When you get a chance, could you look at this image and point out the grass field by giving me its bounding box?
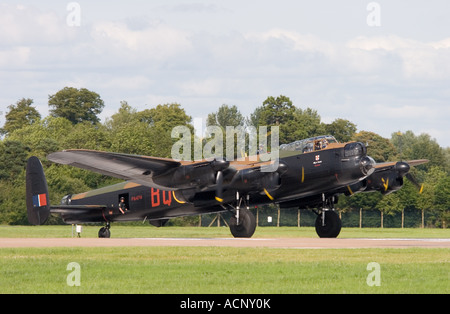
[0,226,449,294]
[1,224,449,239]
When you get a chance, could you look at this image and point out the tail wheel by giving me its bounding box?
[315,210,342,238]
[229,208,256,238]
[98,226,111,238]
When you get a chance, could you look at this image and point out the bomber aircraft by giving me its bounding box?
[26,135,427,238]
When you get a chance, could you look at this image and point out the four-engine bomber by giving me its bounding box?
[26,135,427,238]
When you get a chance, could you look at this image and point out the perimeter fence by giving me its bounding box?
[199,205,443,228]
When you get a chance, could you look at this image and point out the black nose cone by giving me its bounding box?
[395,161,410,176]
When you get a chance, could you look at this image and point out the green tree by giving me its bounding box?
[206,104,246,159]
[2,98,41,135]
[434,175,450,228]
[110,121,155,155]
[48,87,104,125]
[104,101,139,131]
[139,103,192,128]
[207,104,245,129]
[444,147,450,173]
[325,118,357,142]
[353,131,398,162]
[391,131,446,171]
[0,181,28,225]
[62,122,111,150]
[0,140,30,180]
[6,117,72,162]
[395,179,419,211]
[293,107,325,140]
[416,167,446,227]
[256,95,296,127]
[139,103,193,158]
[249,95,324,144]
[376,193,402,228]
[338,191,383,213]
[108,103,193,158]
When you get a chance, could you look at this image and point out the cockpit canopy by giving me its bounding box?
[280,135,338,153]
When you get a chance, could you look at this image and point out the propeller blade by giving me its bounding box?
[405,173,424,194]
[215,171,224,202]
[262,172,280,200]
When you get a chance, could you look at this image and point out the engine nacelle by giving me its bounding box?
[366,172,404,195]
[156,159,230,189]
[229,162,287,194]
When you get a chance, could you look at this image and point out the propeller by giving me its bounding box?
[396,161,424,194]
[262,172,280,200]
[360,156,376,176]
[261,162,288,200]
[211,158,229,203]
[215,170,224,202]
[405,173,424,194]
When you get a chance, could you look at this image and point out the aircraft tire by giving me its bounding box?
[98,227,111,238]
[315,210,342,238]
[229,208,256,238]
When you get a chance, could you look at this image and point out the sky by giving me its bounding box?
[1,0,450,147]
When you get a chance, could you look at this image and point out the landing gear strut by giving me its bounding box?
[98,222,111,238]
[314,194,342,238]
[229,192,256,238]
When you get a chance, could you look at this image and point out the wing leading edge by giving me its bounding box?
[47,149,273,191]
[48,150,183,190]
[373,159,429,172]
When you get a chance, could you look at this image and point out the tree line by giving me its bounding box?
[0,88,448,227]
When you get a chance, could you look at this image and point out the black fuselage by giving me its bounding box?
[61,142,372,224]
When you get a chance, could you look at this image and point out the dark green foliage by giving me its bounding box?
[1,98,41,135]
[48,87,105,125]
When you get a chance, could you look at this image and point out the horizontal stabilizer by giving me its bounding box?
[50,205,107,215]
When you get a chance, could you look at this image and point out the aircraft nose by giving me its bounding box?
[360,156,376,176]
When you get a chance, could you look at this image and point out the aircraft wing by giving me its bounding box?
[48,149,186,189]
[374,159,429,172]
[47,149,273,191]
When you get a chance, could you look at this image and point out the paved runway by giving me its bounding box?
[1,237,449,249]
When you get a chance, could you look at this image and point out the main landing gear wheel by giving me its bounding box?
[315,210,342,238]
[229,208,256,238]
[98,223,111,238]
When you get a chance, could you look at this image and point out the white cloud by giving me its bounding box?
[1,2,449,148]
[0,4,76,45]
[372,104,441,120]
[179,78,221,97]
[0,46,31,68]
[90,21,192,63]
[347,35,450,80]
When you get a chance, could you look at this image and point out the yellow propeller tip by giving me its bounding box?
[263,188,274,201]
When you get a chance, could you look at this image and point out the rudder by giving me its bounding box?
[26,156,50,225]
